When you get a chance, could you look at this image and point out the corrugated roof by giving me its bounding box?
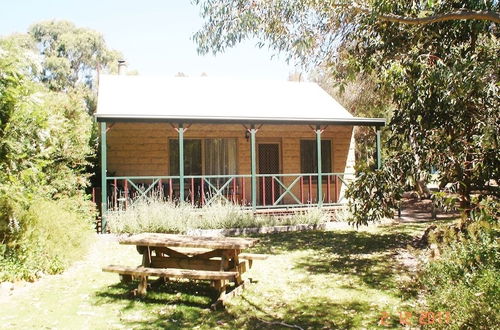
[95,75,385,126]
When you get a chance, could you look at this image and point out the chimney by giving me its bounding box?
[117,60,127,75]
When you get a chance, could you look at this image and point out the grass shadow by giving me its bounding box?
[94,280,216,309]
[249,230,415,289]
[248,230,413,255]
[239,294,400,329]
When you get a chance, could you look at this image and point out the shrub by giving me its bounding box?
[418,226,499,329]
[0,197,95,282]
[106,198,329,234]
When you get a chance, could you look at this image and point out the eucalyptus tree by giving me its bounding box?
[193,0,499,225]
[29,20,121,93]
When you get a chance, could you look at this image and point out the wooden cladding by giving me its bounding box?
[106,123,354,179]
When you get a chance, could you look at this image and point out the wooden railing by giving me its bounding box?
[102,173,351,211]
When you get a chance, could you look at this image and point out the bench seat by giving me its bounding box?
[102,265,238,280]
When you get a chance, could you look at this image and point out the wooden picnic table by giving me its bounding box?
[103,233,265,309]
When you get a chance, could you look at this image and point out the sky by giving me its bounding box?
[0,0,296,79]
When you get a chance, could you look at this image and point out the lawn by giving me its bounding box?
[0,221,436,329]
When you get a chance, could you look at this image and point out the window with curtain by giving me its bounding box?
[204,138,237,175]
[300,140,332,175]
[169,138,237,176]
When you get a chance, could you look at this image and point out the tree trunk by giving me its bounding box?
[416,177,431,199]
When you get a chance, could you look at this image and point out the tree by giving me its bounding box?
[29,20,121,93]
[309,68,393,166]
[0,21,118,231]
[25,20,126,189]
[193,0,499,225]
[0,32,96,280]
[194,1,498,66]
[344,1,499,218]
[0,36,93,201]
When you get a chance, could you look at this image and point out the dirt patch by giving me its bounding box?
[397,197,459,223]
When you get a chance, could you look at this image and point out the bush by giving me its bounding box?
[0,197,95,282]
[106,199,329,234]
[418,227,499,329]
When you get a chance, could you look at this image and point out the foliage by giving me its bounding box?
[427,196,499,244]
[106,198,328,234]
[419,228,499,328]
[412,196,500,328]
[0,37,93,203]
[345,164,404,226]
[0,197,95,282]
[0,25,100,281]
[193,0,499,225]
[29,20,121,93]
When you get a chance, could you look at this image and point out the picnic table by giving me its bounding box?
[103,233,267,309]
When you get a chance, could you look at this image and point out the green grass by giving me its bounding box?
[0,221,435,329]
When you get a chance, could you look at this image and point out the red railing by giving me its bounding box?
[99,173,350,211]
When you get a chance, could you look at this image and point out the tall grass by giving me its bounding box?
[106,197,329,234]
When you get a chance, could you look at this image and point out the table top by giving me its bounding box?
[119,233,259,250]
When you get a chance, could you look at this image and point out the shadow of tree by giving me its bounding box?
[249,230,412,255]
[94,280,216,309]
[241,298,370,329]
[249,230,414,289]
[93,284,398,330]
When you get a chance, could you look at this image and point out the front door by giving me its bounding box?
[258,143,280,205]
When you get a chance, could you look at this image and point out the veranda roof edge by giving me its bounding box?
[95,114,386,127]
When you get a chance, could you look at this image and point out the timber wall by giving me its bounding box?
[106,123,355,203]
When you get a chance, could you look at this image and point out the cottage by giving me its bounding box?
[95,75,385,229]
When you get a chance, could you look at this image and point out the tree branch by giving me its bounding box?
[354,7,500,25]
[378,10,499,25]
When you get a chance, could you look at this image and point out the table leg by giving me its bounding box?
[233,249,243,286]
[142,246,151,267]
[219,251,229,271]
[137,276,148,296]
[210,279,228,310]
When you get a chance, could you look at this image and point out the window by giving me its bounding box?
[169,139,202,175]
[204,138,237,175]
[300,140,332,175]
[169,138,237,175]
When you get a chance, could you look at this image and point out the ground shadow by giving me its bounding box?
[249,230,413,255]
[250,230,414,289]
[94,280,216,309]
[93,284,396,329]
